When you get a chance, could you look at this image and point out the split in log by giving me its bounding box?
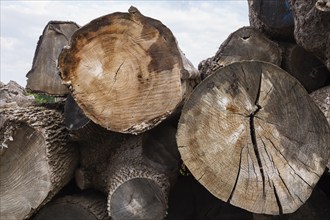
[248,0,294,41]
[0,105,78,219]
[58,6,200,134]
[280,43,330,93]
[177,61,330,215]
[289,0,330,71]
[0,80,35,107]
[253,187,330,220]
[198,27,282,79]
[26,21,80,96]
[32,190,109,220]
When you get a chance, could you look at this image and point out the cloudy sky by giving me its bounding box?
[1,0,249,87]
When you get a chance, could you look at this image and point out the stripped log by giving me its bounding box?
[289,0,330,71]
[177,61,330,215]
[58,6,199,134]
[0,105,78,219]
[198,27,281,79]
[248,0,294,41]
[280,43,330,93]
[33,191,109,220]
[26,21,80,95]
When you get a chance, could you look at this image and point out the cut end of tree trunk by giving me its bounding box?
[26,21,80,96]
[58,7,199,134]
[109,178,167,220]
[177,61,330,215]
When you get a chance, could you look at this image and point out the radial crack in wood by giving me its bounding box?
[177,61,330,215]
[58,6,199,134]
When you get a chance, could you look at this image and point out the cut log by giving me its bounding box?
[247,0,294,41]
[198,27,282,79]
[58,6,200,134]
[310,85,330,169]
[253,187,330,220]
[280,43,330,93]
[289,0,330,71]
[177,61,330,215]
[26,21,80,95]
[0,105,78,219]
[33,191,109,220]
[0,80,35,107]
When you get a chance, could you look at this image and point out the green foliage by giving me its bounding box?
[28,93,55,104]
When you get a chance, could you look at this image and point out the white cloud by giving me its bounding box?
[1,1,249,87]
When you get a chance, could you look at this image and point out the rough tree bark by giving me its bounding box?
[58,6,199,134]
[33,191,110,220]
[0,81,35,107]
[0,105,78,219]
[26,21,80,95]
[248,0,294,41]
[289,0,330,71]
[177,61,330,215]
[198,27,282,79]
[280,43,330,93]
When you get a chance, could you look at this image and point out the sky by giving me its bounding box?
[1,0,249,87]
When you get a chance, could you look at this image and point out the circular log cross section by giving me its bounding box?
[177,61,330,215]
[109,178,167,220]
[0,124,50,219]
[59,7,188,134]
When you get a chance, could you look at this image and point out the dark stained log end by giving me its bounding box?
[248,0,294,41]
[315,0,330,12]
[198,26,282,79]
[26,21,80,96]
[64,94,90,131]
[109,178,167,220]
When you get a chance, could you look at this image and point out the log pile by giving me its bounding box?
[1,2,329,220]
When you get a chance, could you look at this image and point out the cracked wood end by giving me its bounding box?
[177,61,330,215]
[58,7,199,134]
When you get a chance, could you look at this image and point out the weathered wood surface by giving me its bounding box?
[58,6,199,134]
[177,61,330,214]
[253,187,330,220]
[26,21,80,95]
[33,191,109,220]
[0,105,78,219]
[0,81,35,107]
[310,85,330,124]
[280,43,330,93]
[198,27,281,79]
[289,0,330,71]
[248,0,294,41]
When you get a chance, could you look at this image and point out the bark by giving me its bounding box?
[248,0,294,41]
[177,61,330,215]
[33,191,109,220]
[58,6,200,134]
[289,0,330,71]
[198,27,282,79]
[280,43,330,93]
[26,21,80,95]
[0,105,78,219]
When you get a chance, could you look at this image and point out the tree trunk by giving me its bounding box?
[0,105,78,219]
[58,6,200,134]
[33,191,109,220]
[289,0,330,71]
[0,80,35,107]
[26,21,80,96]
[198,27,282,79]
[177,61,330,215]
[280,43,330,93]
[247,0,294,41]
